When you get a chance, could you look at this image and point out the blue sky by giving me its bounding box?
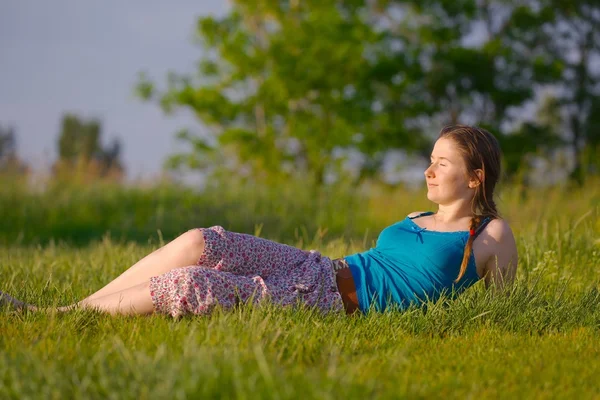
[0,1,228,180]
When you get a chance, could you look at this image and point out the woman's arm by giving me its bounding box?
[483,219,518,291]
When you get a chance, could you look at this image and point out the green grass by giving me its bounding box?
[1,178,600,399]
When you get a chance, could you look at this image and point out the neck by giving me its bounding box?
[434,202,475,224]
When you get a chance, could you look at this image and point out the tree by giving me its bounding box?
[0,124,29,176]
[506,0,600,183]
[139,0,596,186]
[53,114,125,182]
[137,0,434,185]
[371,0,568,179]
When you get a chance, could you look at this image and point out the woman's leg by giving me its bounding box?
[198,226,311,278]
[0,291,26,310]
[0,230,204,312]
[3,226,339,317]
[82,229,206,302]
[64,265,265,317]
[58,281,155,315]
[150,265,267,318]
[2,282,153,315]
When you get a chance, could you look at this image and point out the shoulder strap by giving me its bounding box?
[473,217,493,239]
[408,211,434,220]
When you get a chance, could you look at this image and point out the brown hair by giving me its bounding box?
[438,125,502,282]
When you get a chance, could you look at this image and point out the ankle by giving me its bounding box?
[0,291,26,310]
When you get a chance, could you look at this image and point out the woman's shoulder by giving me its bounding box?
[484,218,515,241]
[479,218,517,258]
[478,217,518,288]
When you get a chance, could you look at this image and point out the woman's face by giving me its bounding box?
[424,137,477,205]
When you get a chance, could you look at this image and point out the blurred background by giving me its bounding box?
[1,0,599,245]
[0,1,228,184]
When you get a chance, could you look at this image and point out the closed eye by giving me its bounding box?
[430,161,446,167]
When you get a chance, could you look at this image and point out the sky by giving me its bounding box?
[0,1,229,181]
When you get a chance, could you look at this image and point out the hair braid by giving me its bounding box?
[439,125,503,283]
[455,215,481,283]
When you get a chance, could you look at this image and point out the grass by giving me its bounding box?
[1,177,600,399]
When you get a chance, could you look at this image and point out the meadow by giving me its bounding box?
[1,177,599,399]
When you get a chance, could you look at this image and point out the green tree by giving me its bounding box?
[506,0,600,183]
[139,0,596,186]
[0,124,29,176]
[55,114,125,181]
[373,0,568,179]
[138,0,436,185]
[58,114,101,162]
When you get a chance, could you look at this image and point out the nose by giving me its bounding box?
[424,164,435,179]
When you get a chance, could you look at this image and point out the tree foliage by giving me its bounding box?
[0,124,29,177]
[138,0,600,185]
[139,0,426,185]
[54,114,125,182]
[505,0,600,182]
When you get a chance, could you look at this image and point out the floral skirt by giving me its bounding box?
[149,226,344,318]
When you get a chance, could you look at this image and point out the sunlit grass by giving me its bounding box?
[1,177,599,398]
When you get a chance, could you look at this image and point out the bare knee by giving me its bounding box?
[171,229,206,261]
[183,228,205,249]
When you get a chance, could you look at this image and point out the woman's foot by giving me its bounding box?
[0,290,27,311]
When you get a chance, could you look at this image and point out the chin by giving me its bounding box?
[426,191,439,203]
[427,190,450,205]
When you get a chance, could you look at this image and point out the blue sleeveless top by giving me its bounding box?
[343,212,489,313]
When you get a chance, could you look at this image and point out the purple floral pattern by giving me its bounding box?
[149,226,343,318]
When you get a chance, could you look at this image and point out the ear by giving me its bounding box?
[468,169,484,188]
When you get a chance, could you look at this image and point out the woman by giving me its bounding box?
[0,125,518,317]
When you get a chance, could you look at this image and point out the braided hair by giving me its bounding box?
[438,125,502,282]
